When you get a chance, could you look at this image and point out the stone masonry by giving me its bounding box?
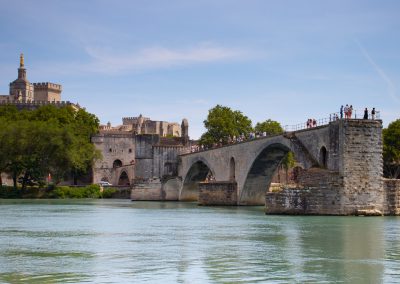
[198,182,238,206]
[265,119,400,215]
[181,119,400,215]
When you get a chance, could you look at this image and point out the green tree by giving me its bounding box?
[254,119,284,135]
[200,105,253,146]
[383,119,400,179]
[0,105,100,189]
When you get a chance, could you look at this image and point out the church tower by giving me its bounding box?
[9,54,34,102]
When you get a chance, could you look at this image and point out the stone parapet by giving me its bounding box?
[33,82,62,91]
[198,182,237,205]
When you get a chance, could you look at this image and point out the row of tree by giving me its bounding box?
[199,105,284,146]
[0,105,100,189]
[383,119,400,179]
[199,105,295,169]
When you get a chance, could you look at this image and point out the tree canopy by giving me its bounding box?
[383,119,400,179]
[200,105,252,146]
[0,105,100,188]
[254,119,284,135]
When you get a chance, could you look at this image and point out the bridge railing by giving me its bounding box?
[185,109,381,154]
[283,110,380,132]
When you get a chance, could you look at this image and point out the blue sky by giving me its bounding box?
[0,0,399,138]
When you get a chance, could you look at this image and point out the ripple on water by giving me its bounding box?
[0,200,400,283]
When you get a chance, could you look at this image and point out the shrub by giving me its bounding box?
[52,185,102,199]
[0,186,23,198]
[101,187,117,198]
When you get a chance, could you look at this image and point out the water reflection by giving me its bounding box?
[0,200,399,283]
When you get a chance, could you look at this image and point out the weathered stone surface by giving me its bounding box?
[130,177,181,201]
[383,179,400,215]
[265,169,343,215]
[180,124,336,205]
[198,182,237,206]
[181,119,400,215]
[131,179,162,201]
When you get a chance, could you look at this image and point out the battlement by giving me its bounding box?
[33,82,62,91]
[123,116,151,123]
[0,100,70,105]
[0,100,74,111]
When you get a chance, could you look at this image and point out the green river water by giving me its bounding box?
[0,199,399,283]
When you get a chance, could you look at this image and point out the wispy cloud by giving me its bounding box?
[83,43,247,73]
[355,39,399,103]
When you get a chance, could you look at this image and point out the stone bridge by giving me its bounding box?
[179,119,387,213]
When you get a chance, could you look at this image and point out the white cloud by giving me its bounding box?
[83,43,247,73]
[355,39,400,104]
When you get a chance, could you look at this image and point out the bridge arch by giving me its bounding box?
[239,143,291,205]
[180,158,215,201]
[118,171,130,186]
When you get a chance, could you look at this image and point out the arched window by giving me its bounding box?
[229,157,236,181]
[113,159,123,168]
[319,146,328,168]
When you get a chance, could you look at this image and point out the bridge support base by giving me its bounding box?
[198,181,237,206]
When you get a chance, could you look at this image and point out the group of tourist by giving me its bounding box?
[340,104,354,119]
[306,119,317,128]
[340,105,377,120]
[189,131,271,153]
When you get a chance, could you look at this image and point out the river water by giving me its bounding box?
[0,200,399,283]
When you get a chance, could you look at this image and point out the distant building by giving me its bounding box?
[99,114,183,137]
[93,116,191,187]
[0,54,67,107]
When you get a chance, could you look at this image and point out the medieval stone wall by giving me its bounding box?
[198,182,238,206]
[152,146,186,178]
[265,168,344,214]
[134,135,159,179]
[92,133,135,185]
[130,177,181,201]
[33,82,62,102]
[265,120,389,215]
[383,179,400,215]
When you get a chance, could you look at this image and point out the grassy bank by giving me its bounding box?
[0,184,117,199]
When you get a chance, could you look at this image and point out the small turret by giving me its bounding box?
[181,118,189,145]
[17,53,27,81]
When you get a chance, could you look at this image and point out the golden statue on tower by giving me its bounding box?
[20,53,24,67]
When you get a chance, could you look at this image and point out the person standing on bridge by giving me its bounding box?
[371,108,376,120]
[340,105,343,119]
[344,104,349,119]
[363,108,369,119]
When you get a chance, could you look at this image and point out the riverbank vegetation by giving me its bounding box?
[383,118,400,179]
[0,105,101,188]
[0,184,116,199]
